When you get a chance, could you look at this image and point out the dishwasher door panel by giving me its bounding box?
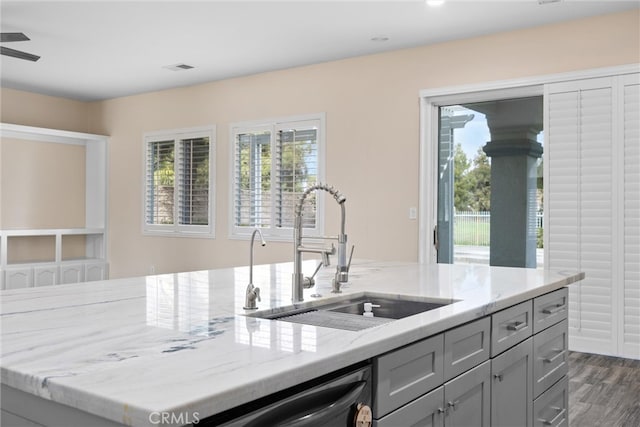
[209,364,372,427]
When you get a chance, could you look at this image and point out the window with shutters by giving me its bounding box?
[230,114,325,240]
[143,126,215,237]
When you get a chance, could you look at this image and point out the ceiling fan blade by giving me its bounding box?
[1,32,30,43]
[1,46,40,62]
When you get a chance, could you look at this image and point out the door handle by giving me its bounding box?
[245,381,367,427]
[542,304,566,315]
[507,320,527,331]
[542,349,565,364]
[539,406,566,426]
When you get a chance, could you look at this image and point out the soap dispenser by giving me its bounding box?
[363,302,380,317]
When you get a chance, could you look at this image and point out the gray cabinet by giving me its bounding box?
[491,300,532,356]
[374,386,444,427]
[533,319,568,398]
[533,288,567,334]
[491,338,533,427]
[372,287,569,427]
[444,360,491,427]
[373,333,444,418]
[374,361,491,427]
[444,317,490,381]
[533,376,568,427]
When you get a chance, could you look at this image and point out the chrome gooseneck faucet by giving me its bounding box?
[293,183,353,303]
[244,228,266,310]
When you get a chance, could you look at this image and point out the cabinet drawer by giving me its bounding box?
[491,300,533,356]
[533,375,568,427]
[533,319,568,398]
[444,317,490,381]
[373,333,444,418]
[373,385,444,427]
[533,288,568,334]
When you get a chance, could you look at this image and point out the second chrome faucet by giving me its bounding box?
[243,228,266,310]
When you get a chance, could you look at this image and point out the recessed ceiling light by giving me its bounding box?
[538,0,562,4]
[426,0,445,6]
[371,36,389,42]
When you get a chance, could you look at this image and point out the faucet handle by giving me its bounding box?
[347,245,355,271]
[254,287,261,302]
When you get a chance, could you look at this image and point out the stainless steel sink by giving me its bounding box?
[245,292,454,330]
[326,296,448,319]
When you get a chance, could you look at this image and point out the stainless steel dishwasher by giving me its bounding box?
[203,363,372,427]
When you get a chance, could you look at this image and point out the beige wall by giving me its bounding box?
[2,10,639,278]
[0,138,86,229]
[0,88,91,132]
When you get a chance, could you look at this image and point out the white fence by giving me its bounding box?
[454,211,543,246]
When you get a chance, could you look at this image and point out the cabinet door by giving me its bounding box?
[59,264,84,284]
[374,386,444,427]
[85,262,108,282]
[444,360,490,427]
[491,338,533,427]
[33,266,57,287]
[4,267,33,289]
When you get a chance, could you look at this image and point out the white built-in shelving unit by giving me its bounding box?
[0,123,109,289]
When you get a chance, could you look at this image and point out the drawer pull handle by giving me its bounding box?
[540,407,566,426]
[507,321,527,331]
[493,373,503,382]
[542,304,566,315]
[447,400,459,411]
[542,349,565,363]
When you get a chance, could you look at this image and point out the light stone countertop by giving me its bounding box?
[0,260,584,426]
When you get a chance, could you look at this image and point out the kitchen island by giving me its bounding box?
[0,260,583,426]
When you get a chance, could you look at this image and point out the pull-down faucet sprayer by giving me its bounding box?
[293,183,353,303]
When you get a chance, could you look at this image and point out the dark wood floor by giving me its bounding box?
[569,351,640,427]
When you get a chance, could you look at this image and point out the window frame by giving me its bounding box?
[229,113,326,241]
[142,125,216,238]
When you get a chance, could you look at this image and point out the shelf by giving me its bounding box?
[1,123,109,289]
[1,230,105,265]
[1,228,105,236]
[6,235,56,264]
[0,123,107,146]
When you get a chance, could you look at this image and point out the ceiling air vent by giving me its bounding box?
[163,63,195,71]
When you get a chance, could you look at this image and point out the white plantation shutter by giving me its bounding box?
[146,139,175,225]
[178,137,210,227]
[143,127,215,237]
[546,74,640,358]
[546,77,616,355]
[233,129,272,228]
[622,74,640,358]
[231,115,324,239]
[275,124,319,229]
